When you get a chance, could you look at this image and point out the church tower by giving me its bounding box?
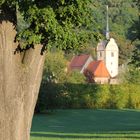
[97,5,119,78]
[105,38,119,77]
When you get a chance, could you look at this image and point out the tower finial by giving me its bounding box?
[106,5,110,40]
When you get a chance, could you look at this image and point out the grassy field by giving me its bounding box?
[31,109,140,140]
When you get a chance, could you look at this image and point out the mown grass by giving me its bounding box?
[31,109,140,140]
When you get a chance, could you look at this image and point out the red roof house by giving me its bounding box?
[68,54,93,73]
[84,60,110,84]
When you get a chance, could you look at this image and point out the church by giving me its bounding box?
[97,38,119,78]
[85,5,119,84]
[96,5,119,78]
[69,6,119,84]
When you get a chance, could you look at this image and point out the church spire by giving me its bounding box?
[106,5,110,40]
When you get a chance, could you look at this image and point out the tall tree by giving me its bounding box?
[129,0,140,67]
[93,0,138,64]
[126,0,140,84]
[0,1,97,140]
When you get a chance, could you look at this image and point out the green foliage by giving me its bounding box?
[43,50,67,83]
[109,85,129,109]
[36,83,140,112]
[35,82,65,113]
[0,0,16,6]
[94,85,110,108]
[129,47,140,68]
[124,46,140,84]
[66,70,86,84]
[128,84,140,109]
[1,0,139,65]
[124,67,140,84]
[126,0,140,83]
[92,0,138,64]
[128,20,140,42]
[111,33,133,64]
[1,0,98,51]
[65,84,98,109]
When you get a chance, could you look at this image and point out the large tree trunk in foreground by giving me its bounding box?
[0,21,45,140]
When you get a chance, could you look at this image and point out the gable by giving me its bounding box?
[105,38,119,51]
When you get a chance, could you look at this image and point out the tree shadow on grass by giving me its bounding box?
[32,110,140,132]
[31,132,140,139]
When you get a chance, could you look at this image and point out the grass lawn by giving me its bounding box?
[31,109,140,140]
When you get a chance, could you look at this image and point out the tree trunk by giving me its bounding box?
[0,21,45,140]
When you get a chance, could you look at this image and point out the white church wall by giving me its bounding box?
[97,50,105,61]
[94,77,110,84]
[105,50,118,77]
[105,38,119,77]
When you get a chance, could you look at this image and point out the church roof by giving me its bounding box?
[97,40,108,51]
[97,38,118,51]
[85,60,110,77]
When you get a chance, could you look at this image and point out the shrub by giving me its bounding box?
[80,84,98,108]
[36,82,140,112]
[94,85,110,108]
[109,85,129,109]
[128,84,140,109]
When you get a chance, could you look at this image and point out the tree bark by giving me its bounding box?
[0,21,45,140]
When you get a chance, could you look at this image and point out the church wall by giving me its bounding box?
[94,77,110,84]
[105,38,119,77]
[97,50,105,61]
[105,50,118,77]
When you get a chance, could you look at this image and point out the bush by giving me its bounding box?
[109,85,129,109]
[80,84,98,108]
[36,83,140,112]
[94,85,110,108]
[128,84,140,109]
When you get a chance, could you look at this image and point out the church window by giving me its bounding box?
[111,52,114,57]
[100,52,102,57]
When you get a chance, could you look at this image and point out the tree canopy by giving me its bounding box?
[92,0,138,64]
[0,0,99,52]
[128,0,140,69]
[0,0,139,64]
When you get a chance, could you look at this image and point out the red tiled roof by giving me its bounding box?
[69,54,90,70]
[85,60,110,77]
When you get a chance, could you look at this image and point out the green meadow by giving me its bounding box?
[31,109,140,140]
